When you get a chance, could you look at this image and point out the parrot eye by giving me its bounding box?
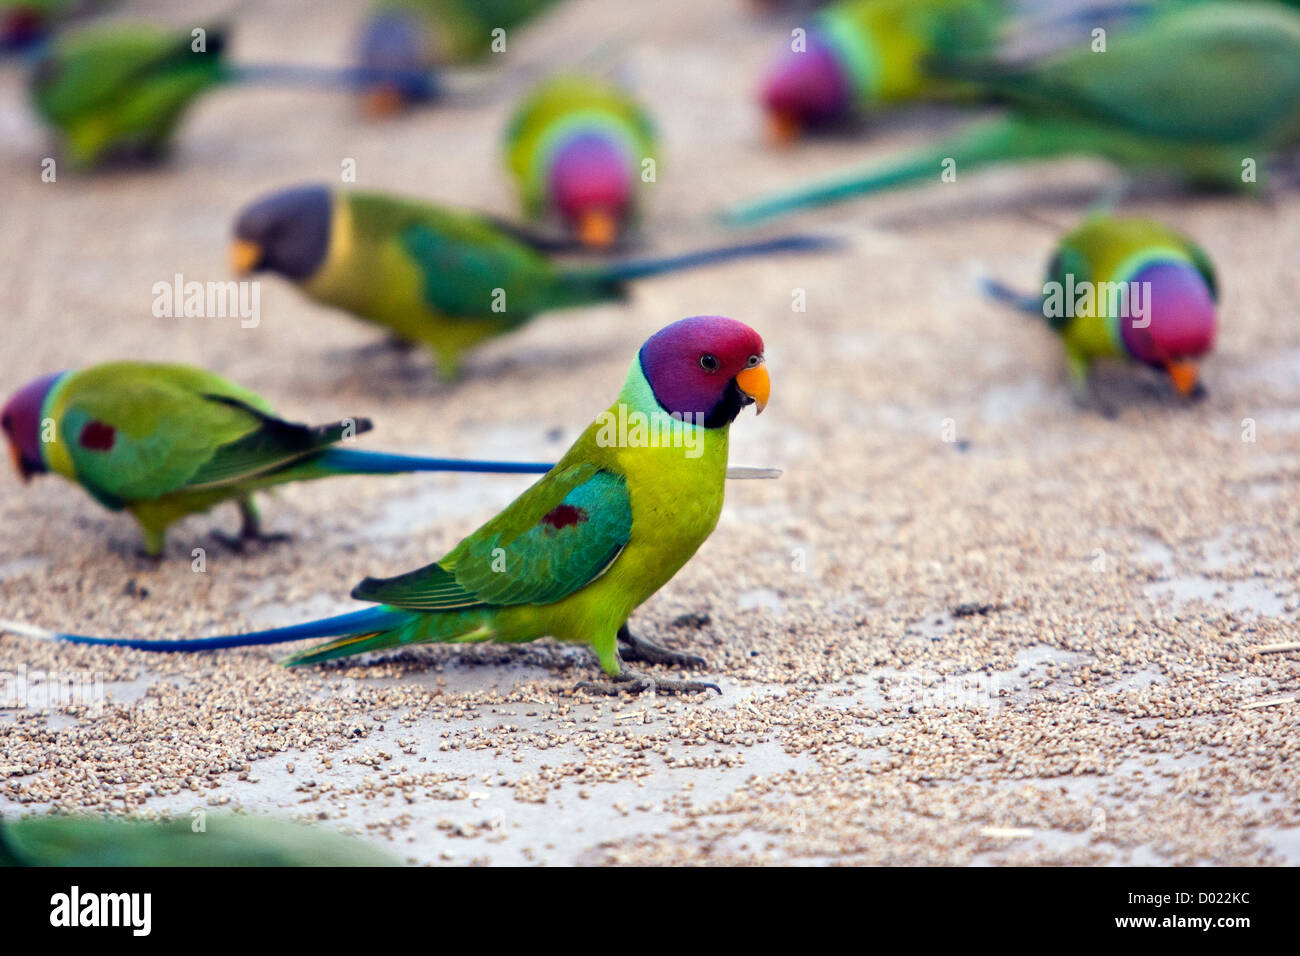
[746,355,761,368]
[699,353,719,371]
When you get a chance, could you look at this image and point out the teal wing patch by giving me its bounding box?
[352,466,631,611]
[399,221,546,320]
[1043,244,1091,332]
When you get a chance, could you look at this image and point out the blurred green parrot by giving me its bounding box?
[504,74,659,248]
[1,362,554,556]
[0,813,397,866]
[984,215,1218,411]
[726,1,1300,224]
[232,184,832,380]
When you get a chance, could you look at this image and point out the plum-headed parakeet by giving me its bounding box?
[1,362,555,556]
[984,215,1217,411]
[504,73,659,248]
[231,185,831,380]
[727,1,1300,223]
[4,317,772,694]
[761,0,1004,141]
[29,21,228,169]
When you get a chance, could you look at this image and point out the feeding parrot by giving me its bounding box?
[1,317,772,695]
[761,0,1006,142]
[504,73,659,248]
[983,215,1217,411]
[726,1,1300,224]
[231,184,833,380]
[0,361,557,557]
[29,22,438,169]
[0,813,397,866]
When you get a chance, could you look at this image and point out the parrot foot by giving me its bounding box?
[577,669,721,696]
[210,529,292,553]
[616,625,707,668]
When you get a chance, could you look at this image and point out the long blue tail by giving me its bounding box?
[980,276,1043,316]
[313,448,554,476]
[0,606,404,653]
[229,64,439,100]
[587,235,839,284]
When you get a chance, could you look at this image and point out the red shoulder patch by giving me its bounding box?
[541,504,588,530]
[79,421,116,451]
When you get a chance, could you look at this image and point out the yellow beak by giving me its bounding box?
[576,208,619,249]
[1167,360,1200,397]
[736,363,770,414]
[230,239,263,275]
[766,110,800,146]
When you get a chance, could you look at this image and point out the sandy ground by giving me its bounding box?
[1,0,1298,866]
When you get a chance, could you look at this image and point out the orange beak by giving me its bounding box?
[363,86,406,117]
[735,363,770,414]
[9,442,28,482]
[229,239,262,275]
[576,208,619,249]
[766,109,800,146]
[1167,360,1200,397]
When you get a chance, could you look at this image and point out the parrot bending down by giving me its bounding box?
[29,23,438,169]
[983,216,1217,410]
[0,813,397,866]
[761,0,1005,142]
[504,74,659,248]
[231,185,834,380]
[1,317,772,695]
[726,1,1300,224]
[0,362,556,556]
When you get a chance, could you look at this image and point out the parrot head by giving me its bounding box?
[1119,260,1217,398]
[357,11,435,116]
[230,185,333,281]
[1,371,64,481]
[640,316,769,427]
[548,132,635,249]
[761,33,851,143]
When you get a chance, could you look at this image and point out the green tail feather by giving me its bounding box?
[721,117,1069,226]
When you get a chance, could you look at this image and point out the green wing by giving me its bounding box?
[30,23,227,166]
[965,4,1300,146]
[54,363,367,507]
[352,464,631,610]
[1042,241,1091,332]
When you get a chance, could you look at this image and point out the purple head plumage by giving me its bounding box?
[761,32,850,142]
[2,371,64,480]
[548,131,634,248]
[1119,260,1217,396]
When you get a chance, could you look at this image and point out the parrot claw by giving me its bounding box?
[211,530,293,553]
[616,625,707,668]
[577,670,721,697]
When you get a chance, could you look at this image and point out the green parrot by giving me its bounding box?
[3,317,772,695]
[0,813,397,866]
[29,22,439,169]
[726,1,1300,224]
[504,74,659,248]
[29,22,229,169]
[984,216,1218,411]
[373,0,560,62]
[761,0,1006,141]
[0,362,557,557]
[231,185,832,380]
